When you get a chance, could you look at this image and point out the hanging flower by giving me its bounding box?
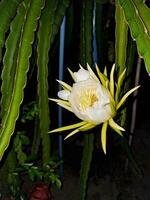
[49,64,140,154]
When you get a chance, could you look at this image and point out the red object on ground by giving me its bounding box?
[29,183,51,200]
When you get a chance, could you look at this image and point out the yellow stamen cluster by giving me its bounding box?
[79,89,98,111]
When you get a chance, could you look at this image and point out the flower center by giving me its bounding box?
[79,89,98,111]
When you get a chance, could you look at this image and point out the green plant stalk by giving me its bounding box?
[115,1,140,174]
[64,2,74,48]
[115,0,128,75]
[118,0,150,73]
[80,0,93,66]
[133,0,150,35]
[121,37,137,129]
[115,0,128,129]
[0,0,45,160]
[95,3,104,67]
[79,0,94,199]
[1,0,30,119]
[80,133,94,200]
[0,0,28,188]
[0,0,22,61]
[37,0,55,164]
[37,0,70,164]
[49,0,70,46]
[126,36,137,88]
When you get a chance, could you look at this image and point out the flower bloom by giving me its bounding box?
[49,64,140,154]
[61,78,113,124]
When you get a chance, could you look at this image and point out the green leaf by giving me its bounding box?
[133,0,150,36]
[55,178,62,188]
[1,0,30,118]
[0,0,22,61]
[80,0,94,66]
[115,0,128,74]
[37,0,58,164]
[118,0,150,73]
[95,3,104,67]
[0,0,45,160]
[48,0,70,46]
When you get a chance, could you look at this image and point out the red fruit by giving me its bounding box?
[29,183,51,200]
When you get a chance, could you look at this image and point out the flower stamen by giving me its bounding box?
[79,89,98,111]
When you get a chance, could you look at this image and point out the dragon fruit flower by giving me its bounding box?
[49,64,139,154]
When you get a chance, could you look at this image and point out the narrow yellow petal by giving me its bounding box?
[64,122,96,140]
[109,118,125,132]
[49,99,72,112]
[118,68,126,87]
[95,64,107,87]
[64,129,79,140]
[57,103,73,112]
[86,63,99,82]
[116,85,140,110]
[101,121,108,154]
[111,126,123,136]
[107,90,116,107]
[79,64,83,69]
[104,66,107,76]
[79,122,96,131]
[49,121,87,133]
[49,98,70,106]
[115,68,126,103]
[68,68,76,82]
[109,64,115,97]
[57,80,72,91]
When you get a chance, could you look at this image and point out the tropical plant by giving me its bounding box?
[0,0,149,199]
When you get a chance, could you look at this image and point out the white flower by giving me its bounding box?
[58,68,113,124]
[49,63,140,154]
[69,79,113,124]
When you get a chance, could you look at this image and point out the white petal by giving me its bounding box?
[96,86,110,106]
[74,68,90,82]
[68,78,113,124]
[85,103,112,124]
[58,90,70,100]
